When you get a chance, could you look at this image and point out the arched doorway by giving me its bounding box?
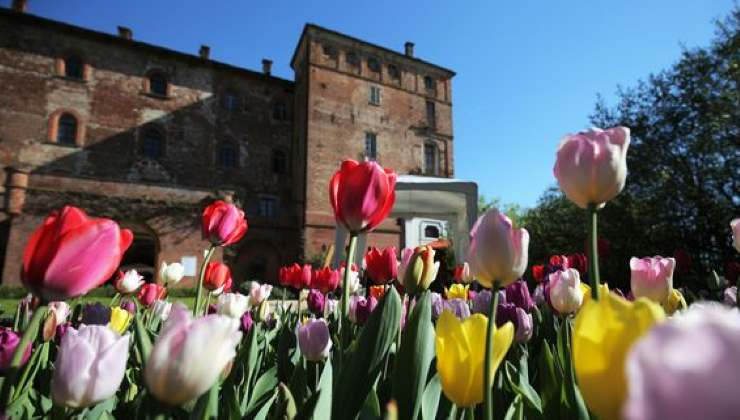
[119,222,159,283]
[231,240,281,286]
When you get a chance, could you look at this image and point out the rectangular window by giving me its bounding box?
[424,143,437,175]
[426,101,436,128]
[258,196,278,219]
[369,86,381,105]
[273,102,287,121]
[365,133,377,160]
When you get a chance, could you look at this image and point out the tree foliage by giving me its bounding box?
[525,7,739,291]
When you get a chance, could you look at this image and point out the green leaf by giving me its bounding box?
[537,340,561,418]
[313,360,333,420]
[246,366,279,417]
[253,393,277,420]
[134,312,152,363]
[421,374,441,420]
[357,386,381,420]
[503,395,524,420]
[191,382,219,420]
[504,360,542,415]
[392,291,435,420]
[332,287,402,420]
[270,383,297,420]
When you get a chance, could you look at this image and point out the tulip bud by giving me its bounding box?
[108,307,133,334]
[204,262,231,291]
[554,126,630,209]
[145,304,241,405]
[349,295,377,325]
[0,327,32,371]
[240,311,253,333]
[202,200,248,247]
[467,209,529,288]
[115,269,144,294]
[731,218,740,253]
[548,269,584,314]
[48,301,71,325]
[401,246,439,295]
[138,283,167,308]
[297,319,333,362]
[307,289,325,317]
[217,293,249,319]
[120,299,136,314]
[329,159,397,233]
[248,281,273,307]
[630,256,675,304]
[531,265,545,283]
[514,307,533,343]
[52,325,130,408]
[445,283,469,301]
[312,267,340,293]
[365,246,398,284]
[151,300,172,321]
[453,262,473,284]
[159,262,185,286]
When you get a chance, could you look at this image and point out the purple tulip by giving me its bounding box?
[297,319,332,362]
[496,302,518,328]
[514,307,533,343]
[533,284,546,306]
[505,279,534,312]
[472,289,497,314]
[240,311,253,334]
[307,289,326,317]
[625,304,740,420]
[80,303,111,326]
[349,295,377,325]
[431,292,444,319]
[0,327,32,371]
[442,298,471,320]
[119,299,136,314]
[723,286,737,306]
[51,325,130,408]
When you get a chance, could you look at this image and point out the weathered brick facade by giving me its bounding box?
[0,6,455,287]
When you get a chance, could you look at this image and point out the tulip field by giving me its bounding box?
[1,127,739,420]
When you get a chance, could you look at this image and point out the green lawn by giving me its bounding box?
[0,296,197,319]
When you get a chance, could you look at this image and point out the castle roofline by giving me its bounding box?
[290,23,456,77]
[0,7,294,87]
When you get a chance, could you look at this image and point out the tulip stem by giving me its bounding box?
[587,204,601,300]
[483,282,500,420]
[0,304,46,408]
[194,246,216,316]
[340,234,358,327]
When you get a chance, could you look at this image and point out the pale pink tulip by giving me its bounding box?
[467,209,529,288]
[630,256,675,304]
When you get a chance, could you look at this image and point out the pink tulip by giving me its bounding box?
[329,159,397,233]
[630,256,675,304]
[467,209,529,288]
[202,200,248,246]
[553,127,630,209]
[51,325,130,408]
[248,282,273,306]
[731,218,740,253]
[22,206,133,300]
[0,327,32,371]
[547,268,584,314]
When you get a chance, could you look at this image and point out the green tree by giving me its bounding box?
[525,8,739,291]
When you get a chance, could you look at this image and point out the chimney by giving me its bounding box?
[117,26,132,40]
[404,41,415,57]
[199,45,210,59]
[262,59,273,75]
[11,0,27,13]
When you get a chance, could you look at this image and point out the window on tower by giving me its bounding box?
[365,133,377,161]
[369,86,381,105]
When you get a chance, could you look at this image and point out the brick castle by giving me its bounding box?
[0,1,456,286]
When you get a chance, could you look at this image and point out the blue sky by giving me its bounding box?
[8,0,735,207]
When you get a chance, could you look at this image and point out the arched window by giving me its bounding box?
[272,150,287,174]
[142,129,164,159]
[57,113,78,145]
[64,56,83,79]
[217,142,238,168]
[148,72,168,96]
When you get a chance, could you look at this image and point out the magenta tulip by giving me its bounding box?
[329,159,397,233]
[553,127,630,209]
[22,206,133,300]
[0,327,32,371]
[630,256,675,304]
[202,200,248,246]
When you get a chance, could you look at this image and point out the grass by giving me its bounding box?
[0,296,197,319]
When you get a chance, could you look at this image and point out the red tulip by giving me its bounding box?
[204,262,232,291]
[22,206,133,300]
[365,247,398,285]
[202,200,248,247]
[568,253,588,276]
[549,255,570,269]
[329,160,397,234]
[532,265,545,282]
[369,285,386,300]
[674,249,692,275]
[312,267,340,293]
[138,283,167,307]
[279,263,313,289]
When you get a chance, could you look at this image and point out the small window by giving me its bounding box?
[322,44,337,58]
[217,143,238,168]
[57,113,77,145]
[64,56,83,80]
[367,57,380,73]
[388,65,400,81]
[424,143,437,175]
[365,133,377,160]
[426,101,436,127]
[424,76,435,91]
[142,129,163,159]
[346,52,359,66]
[369,86,381,105]
[258,196,278,219]
[222,90,239,111]
[272,150,287,174]
[149,72,168,96]
[273,101,287,121]
[424,225,440,239]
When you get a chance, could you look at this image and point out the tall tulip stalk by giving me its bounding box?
[329,160,396,323]
[554,127,630,299]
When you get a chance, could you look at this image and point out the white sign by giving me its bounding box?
[181,256,197,277]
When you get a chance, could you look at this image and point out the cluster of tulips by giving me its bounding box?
[1,127,739,419]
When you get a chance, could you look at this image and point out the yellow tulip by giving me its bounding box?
[573,289,665,420]
[435,311,514,407]
[445,284,469,301]
[662,288,687,315]
[108,307,132,334]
